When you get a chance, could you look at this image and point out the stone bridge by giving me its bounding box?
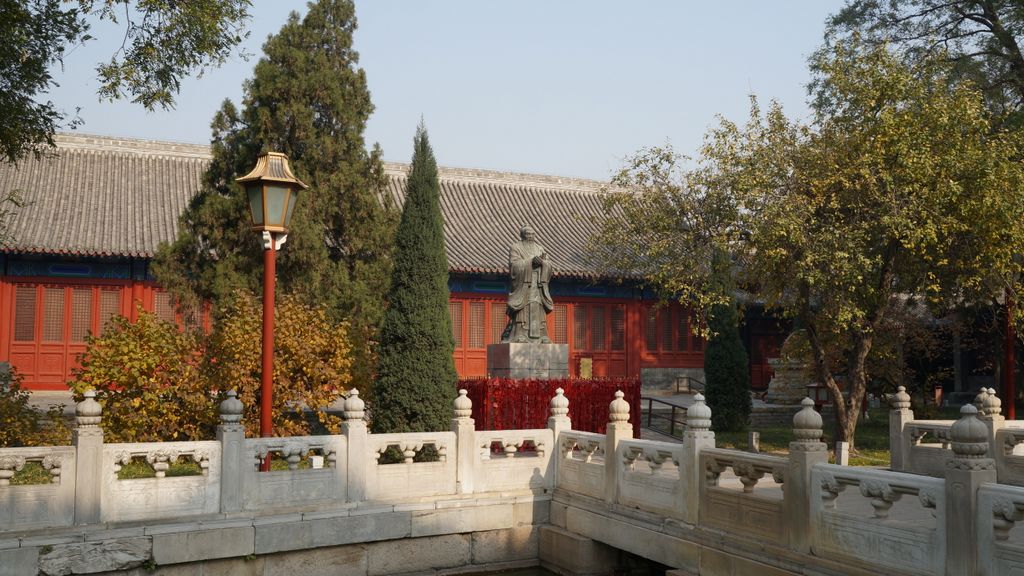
[2,386,1023,575]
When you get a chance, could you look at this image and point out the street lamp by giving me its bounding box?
[236,152,307,468]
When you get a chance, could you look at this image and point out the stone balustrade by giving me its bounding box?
[8,386,1024,575]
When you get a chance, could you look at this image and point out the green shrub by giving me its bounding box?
[68,308,215,442]
[0,365,69,447]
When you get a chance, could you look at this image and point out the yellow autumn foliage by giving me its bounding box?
[204,291,354,437]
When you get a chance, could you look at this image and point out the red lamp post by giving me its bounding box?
[236,152,307,470]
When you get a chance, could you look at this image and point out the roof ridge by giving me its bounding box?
[54,133,212,160]
[382,161,607,194]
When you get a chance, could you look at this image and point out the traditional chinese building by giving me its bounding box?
[0,134,779,391]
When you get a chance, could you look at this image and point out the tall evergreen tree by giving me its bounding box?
[152,0,397,387]
[372,124,456,433]
[703,253,751,431]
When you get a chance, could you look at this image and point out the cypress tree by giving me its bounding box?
[152,0,397,387]
[703,251,751,432]
[372,124,456,433]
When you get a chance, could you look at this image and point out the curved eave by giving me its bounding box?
[1,246,154,259]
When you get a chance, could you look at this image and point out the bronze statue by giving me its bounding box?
[502,225,554,343]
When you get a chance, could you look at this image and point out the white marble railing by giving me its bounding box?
[996,428,1024,486]
[474,428,553,493]
[978,483,1024,575]
[700,448,788,545]
[11,387,1024,576]
[0,445,75,530]
[366,432,456,500]
[904,421,954,477]
[616,438,684,517]
[556,430,607,500]
[241,435,347,510]
[101,441,220,522]
[811,464,945,575]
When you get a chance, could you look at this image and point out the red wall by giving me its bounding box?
[448,292,705,380]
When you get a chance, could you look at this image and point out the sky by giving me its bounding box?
[44,1,848,181]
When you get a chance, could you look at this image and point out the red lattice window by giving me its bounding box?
[611,305,625,350]
[678,311,689,351]
[99,288,121,334]
[153,291,176,324]
[491,303,506,344]
[14,285,36,342]
[661,309,673,352]
[42,287,65,342]
[645,308,657,352]
[468,302,485,348]
[449,301,463,348]
[591,307,606,351]
[71,288,92,342]
[573,306,587,350]
[552,304,567,344]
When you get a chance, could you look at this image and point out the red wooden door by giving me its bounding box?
[8,283,125,390]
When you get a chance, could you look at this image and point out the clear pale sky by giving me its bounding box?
[45,1,847,180]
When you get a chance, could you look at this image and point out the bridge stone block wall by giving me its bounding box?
[7,387,1024,575]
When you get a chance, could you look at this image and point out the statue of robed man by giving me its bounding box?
[502,225,554,343]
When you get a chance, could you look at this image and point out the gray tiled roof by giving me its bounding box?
[0,134,611,277]
[0,134,210,258]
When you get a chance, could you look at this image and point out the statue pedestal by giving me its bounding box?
[487,343,569,379]
[764,359,814,405]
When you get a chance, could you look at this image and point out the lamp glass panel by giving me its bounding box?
[265,185,290,227]
[247,185,264,226]
[284,189,297,227]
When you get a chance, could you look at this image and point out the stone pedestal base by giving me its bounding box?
[764,359,814,405]
[488,343,569,379]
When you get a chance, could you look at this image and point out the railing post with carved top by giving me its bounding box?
[342,389,368,503]
[452,389,476,494]
[945,404,996,576]
[605,390,632,504]
[980,387,1006,462]
[216,390,246,513]
[547,388,571,487]
[72,390,103,525]
[889,386,914,472]
[789,398,828,553]
[681,393,714,523]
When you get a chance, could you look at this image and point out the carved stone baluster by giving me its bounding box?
[42,454,62,483]
[147,450,171,478]
[402,443,418,464]
[859,479,899,518]
[993,498,1021,541]
[0,455,26,486]
[705,458,726,486]
[732,461,764,493]
[622,446,641,470]
[917,488,938,518]
[819,473,844,509]
[282,442,303,470]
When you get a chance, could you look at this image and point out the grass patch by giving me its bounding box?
[11,461,53,485]
[117,459,203,479]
